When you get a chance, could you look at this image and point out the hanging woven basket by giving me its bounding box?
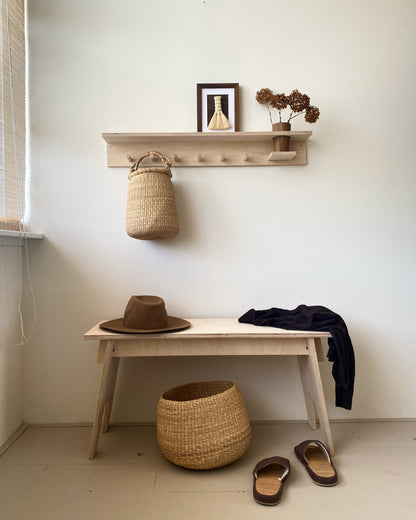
[125,151,179,240]
[157,381,251,470]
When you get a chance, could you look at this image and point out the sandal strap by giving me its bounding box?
[296,439,332,463]
[253,456,290,479]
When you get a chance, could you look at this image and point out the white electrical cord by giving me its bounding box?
[5,0,36,346]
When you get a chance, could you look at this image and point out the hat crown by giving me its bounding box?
[123,295,169,330]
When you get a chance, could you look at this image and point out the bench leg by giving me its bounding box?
[297,338,335,456]
[298,357,319,430]
[102,357,120,433]
[89,340,116,459]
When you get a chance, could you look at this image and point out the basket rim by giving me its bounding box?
[160,380,235,403]
[133,167,170,174]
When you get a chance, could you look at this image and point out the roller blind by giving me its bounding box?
[0,0,26,231]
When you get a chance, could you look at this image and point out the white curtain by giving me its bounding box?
[0,0,26,231]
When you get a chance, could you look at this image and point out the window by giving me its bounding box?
[0,0,26,231]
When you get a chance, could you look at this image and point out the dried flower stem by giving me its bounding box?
[288,111,305,122]
[266,104,273,126]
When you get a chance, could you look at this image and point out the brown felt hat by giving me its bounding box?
[100,295,190,334]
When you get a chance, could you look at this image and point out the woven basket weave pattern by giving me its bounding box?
[125,153,179,240]
[157,381,251,470]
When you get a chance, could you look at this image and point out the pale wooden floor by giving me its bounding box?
[0,421,415,519]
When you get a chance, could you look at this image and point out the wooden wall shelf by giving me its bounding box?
[102,131,312,167]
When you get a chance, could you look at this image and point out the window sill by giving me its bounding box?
[0,229,44,246]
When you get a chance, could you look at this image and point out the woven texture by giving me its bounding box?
[157,381,251,470]
[126,151,179,240]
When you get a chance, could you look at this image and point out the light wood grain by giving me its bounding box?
[102,132,312,143]
[89,341,115,459]
[112,337,309,357]
[267,151,297,161]
[85,319,334,459]
[101,131,311,167]
[96,340,106,364]
[298,339,335,456]
[84,319,331,341]
[102,357,120,433]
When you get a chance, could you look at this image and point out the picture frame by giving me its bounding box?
[197,83,240,132]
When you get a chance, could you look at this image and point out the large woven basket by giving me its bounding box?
[157,381,251,470]
[126,151,179,240]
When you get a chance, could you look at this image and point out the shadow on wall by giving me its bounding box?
[0,245,22,345]
[134,173,231,248]
[111,355,307,423]
[24,238,114,340]
[0,244,24,443]
[149,177,208,247]
[21,238,121,421]
[171,181,195,245]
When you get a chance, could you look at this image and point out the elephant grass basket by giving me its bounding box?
[125,151,179,240]
[157,381,251,470]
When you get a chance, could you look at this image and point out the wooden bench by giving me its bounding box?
[84,319,334,459]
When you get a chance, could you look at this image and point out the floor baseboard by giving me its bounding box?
[26,417,416,429]
[3,419,415,454]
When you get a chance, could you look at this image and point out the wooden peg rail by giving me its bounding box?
[102,131,312,168]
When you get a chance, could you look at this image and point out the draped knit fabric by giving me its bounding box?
[238,305,355,410]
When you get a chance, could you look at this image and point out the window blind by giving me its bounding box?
[0,0,26,231]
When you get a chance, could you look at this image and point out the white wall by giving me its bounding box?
[24,0,416,424]
[0,243,24,445]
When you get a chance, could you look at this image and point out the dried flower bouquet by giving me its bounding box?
[256,88,320,127]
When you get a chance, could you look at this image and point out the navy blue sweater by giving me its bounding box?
[238,305,355,410]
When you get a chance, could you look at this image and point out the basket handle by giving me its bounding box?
[130,151,172,172]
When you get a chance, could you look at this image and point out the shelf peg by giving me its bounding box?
[220,153,226,162]
[126,154,135,163]
[197,154,203,162]
[173,154,180,162]
[243,153,249,162]
[151,153,157,162]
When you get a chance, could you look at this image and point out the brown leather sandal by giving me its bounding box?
[294,440,338,486]
[252,456,290,505]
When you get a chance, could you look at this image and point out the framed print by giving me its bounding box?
[197,83,240,132]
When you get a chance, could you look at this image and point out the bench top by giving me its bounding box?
[84,318,331,341]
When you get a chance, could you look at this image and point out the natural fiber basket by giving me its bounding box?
[126,151,179,240]
[157,381,251,470]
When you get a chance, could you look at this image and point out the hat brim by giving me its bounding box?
[99,315,191,334]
